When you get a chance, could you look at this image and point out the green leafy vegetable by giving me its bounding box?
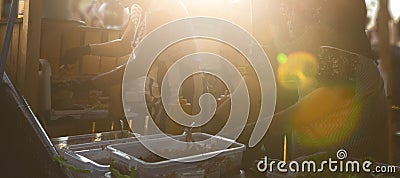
[53,156,91,174]
[110,159,135,178]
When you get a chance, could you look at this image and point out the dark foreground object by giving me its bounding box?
[0,74,66,178]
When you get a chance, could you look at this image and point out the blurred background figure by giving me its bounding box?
[97,0,130,29]
[78,0,130,29]
[70,0,85,21]
[58,0,191,125]
[245,0,389,163]
[41,0,130,29]
[80,0,104,27]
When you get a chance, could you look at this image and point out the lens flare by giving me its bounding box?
[291,86,361,148]
[277,53,288,64]
[277,51,318,90]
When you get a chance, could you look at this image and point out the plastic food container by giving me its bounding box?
[51,130,133,152]
[52,109,109,120]
[61,148,111,178]
[56,133,166,178]
[67,133,169,151]
[51,131,133,178]
[107,133,245,178]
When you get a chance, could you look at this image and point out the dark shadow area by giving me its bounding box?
[0,74,66,177]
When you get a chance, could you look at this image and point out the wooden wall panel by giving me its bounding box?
[40,22,124,78]
[81,31,102,75]
[8,23,20,82]
[61,29,84,76]
[99,31,120,73]
[0,18,125,110]
[40,28,62,73]
[17,0,42,111]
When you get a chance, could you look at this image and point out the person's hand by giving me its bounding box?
[60,45,91,65]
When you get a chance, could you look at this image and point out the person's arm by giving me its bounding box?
[89,14,138,57]
[60,5,142,65]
